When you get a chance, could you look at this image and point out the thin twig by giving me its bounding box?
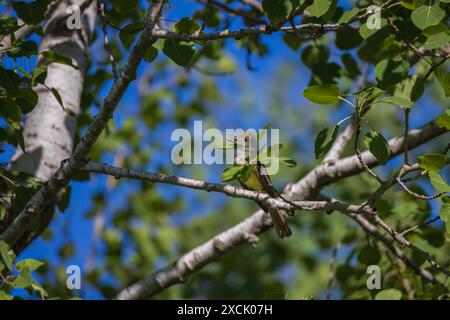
[197,0,212,35]
[401,216,440,236]
[396,177,446,200]
[97,0,118,81]
[387,16,424,59]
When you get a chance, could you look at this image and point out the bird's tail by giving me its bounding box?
[268,208,292,239]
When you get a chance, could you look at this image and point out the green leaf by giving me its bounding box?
[0,99,22,122]
[419,154,446,173]
[143,46,158,63]
[429,172,450,193]
[262,0,293,23]
[16,258,44,271]
[15,88,38,114]
[32,65,48,87]
[216,56,236,74]
[119,22,143,48]
[409,75,425,101]
[50,87,66,113]
[8,40,38,58]
[375,289,402,300]
[13,0,47,25]
[374,96,413,109]
[306,0,332,18]
[0,290,13,300]
[41,51,77,68]
[13,270,32,288]
[352,87,385,100]
[375,59,410,88]
[335,26,363,50]
[111,0,139,12]
[0,16,19,36]
[436,110,450,130]
[434,68,450,97]
[321,0,337,21]
[411,5,445,30]
[303,84,340,105]
[283,33,302,51]
[278,157,297,167]
[440,203,450,234]
[0,240,13,271]
[174,18,200,34]
[338,7,359,23]
[314,125,339,159]
[424,32,450,50]
[31,280,48,298]
[0,66,21,95]
[393,200,419,218]
[162,40,195,67]
[364,131,390,164]
[423,23,449,37]
[357,245,381,265]
[401,1,415,10]
[10,122,26,153]
[341,53,361,78]
[222,165,246,182]
[301,45,329,68]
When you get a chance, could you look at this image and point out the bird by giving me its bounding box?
[230,131,292,239]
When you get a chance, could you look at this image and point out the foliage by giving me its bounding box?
[0,0,449,300]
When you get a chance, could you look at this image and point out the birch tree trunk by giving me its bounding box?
[9,0,96,252]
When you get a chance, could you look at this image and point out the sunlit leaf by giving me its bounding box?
[303,84,340,105]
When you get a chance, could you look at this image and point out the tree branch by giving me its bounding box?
[97,0,118,81]
[115,120,448,299]
[82,162,380,215]
[286,120,447,200]
[350,214,439,285]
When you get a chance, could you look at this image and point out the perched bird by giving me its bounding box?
[230,131,292,239]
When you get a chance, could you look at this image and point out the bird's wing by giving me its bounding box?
[254,162,278,197]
